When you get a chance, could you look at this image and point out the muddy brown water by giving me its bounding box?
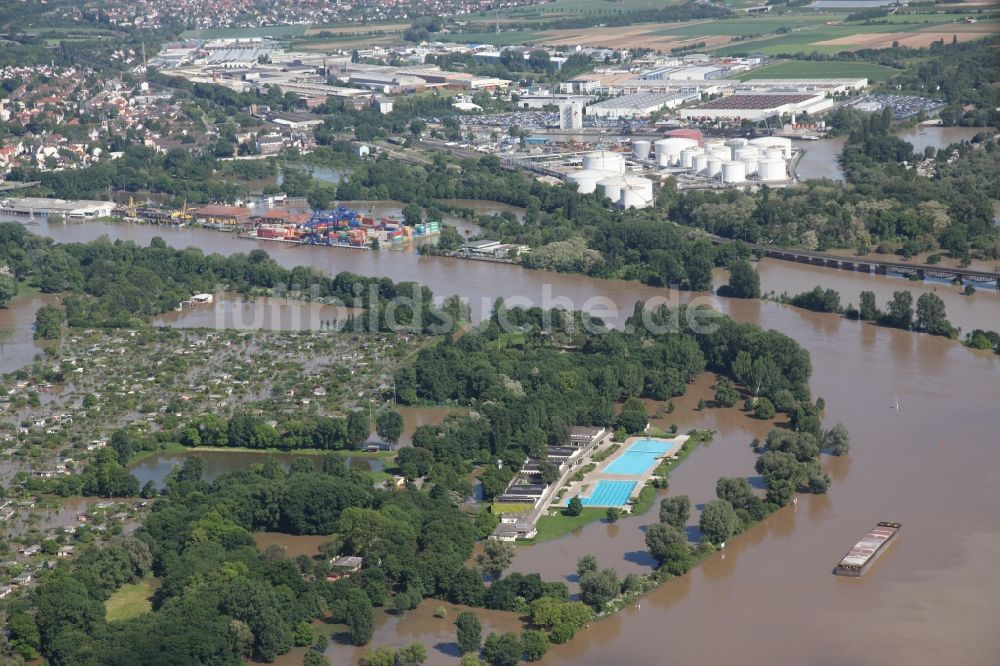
[7,221,1000,664]
[0,291,58,374]
[128,449,385,490]
[126,407,456,489]
[794,126,987,182]
[23,222,1000,333]
[152,294,362,330]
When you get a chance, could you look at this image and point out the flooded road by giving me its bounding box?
[7,218,1000,665]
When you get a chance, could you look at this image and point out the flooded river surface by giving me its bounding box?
[25,219,1000,332]
[10,219,1000,664]
[794,126,988,182]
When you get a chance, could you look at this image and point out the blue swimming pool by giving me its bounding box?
[568,480,637,507]
[603,438,674,475]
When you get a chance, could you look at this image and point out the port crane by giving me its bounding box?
[301,206,362,245]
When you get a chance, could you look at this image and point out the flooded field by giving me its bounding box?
[152,293,361,331]
[0,291,58,374]
[129,449,384,489]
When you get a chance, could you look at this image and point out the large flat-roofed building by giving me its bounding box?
[270,113,325,130]
[569,426,607,450]
[586,92,697,119]
[666,66,724,81]
[738,78,869,95]
[680,93,833,121]
[0,197,114,220]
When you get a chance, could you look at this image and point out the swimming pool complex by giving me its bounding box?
[568,480,637,507]
[603,438,674,475]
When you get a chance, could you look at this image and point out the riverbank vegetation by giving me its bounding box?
[2,223,455,333]
[777,283,963,340]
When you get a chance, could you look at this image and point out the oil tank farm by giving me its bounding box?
[568,169,619,193]
[721,161,747,184]
[749,136,792,159]
[597,175,626,202]
[654,137,698,166]
[757,157,788,182]
[619,175,654,209]
[680,147,703,169]
[632,140,651,161]
[582,150,626,174]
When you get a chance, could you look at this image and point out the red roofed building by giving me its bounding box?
[192,205,251,225]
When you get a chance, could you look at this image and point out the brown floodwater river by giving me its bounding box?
[9,220,1000,665]
[794,126,988,182]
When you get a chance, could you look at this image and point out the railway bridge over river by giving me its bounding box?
[708,235,1000,288]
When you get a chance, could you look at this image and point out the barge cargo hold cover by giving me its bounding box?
[834,522,901,577]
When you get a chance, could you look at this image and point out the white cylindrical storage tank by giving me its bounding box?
[710,148,731,161]
[706,157,723,178]
[758,157,787,182]
[703,138,726,152]
[622,175,654,200]
[655,137,698,166]
[722,160,747,184]
[567,169,605,193]
[679,148,702,169]
[749,136,792,159]
[727,138,749,149]
[741,156,759,175]
[632,140,651,161]
[734,146,759,162]
[598,176,625,202]
[583,150,625,174]
[620,185,652,209]
[765,148,784,160]
[692,154,709,175]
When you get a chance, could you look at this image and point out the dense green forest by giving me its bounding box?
[7,456,571,665]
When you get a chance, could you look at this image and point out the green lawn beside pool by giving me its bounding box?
[527,507,607,544]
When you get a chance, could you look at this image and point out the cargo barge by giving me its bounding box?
[834,521,901,577]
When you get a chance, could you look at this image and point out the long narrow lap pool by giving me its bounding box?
[569,480,637,507]
[603,438,674,475]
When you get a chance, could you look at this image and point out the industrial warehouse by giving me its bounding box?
[0,197,115,220]
[679,93,834,121]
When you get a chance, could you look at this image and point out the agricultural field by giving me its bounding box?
[303,23,411,36]
[434,29,552,47]
[179,25,308,39]
[651,15,831,37]
[712,15,990,55]
[735,60,900,81]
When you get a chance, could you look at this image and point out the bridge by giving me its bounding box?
[707,235,1000,287]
